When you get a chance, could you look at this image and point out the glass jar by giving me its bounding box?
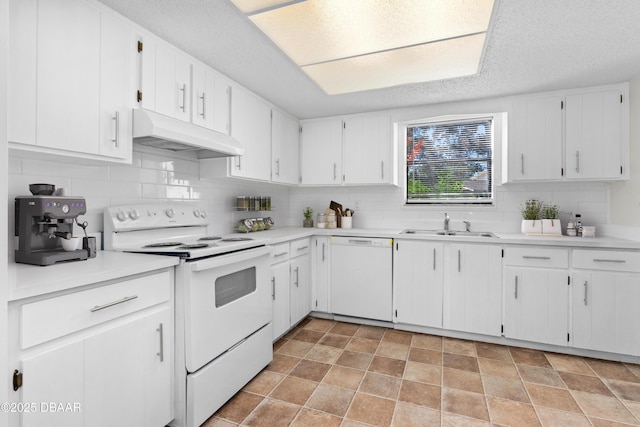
[326,212,337,229]
[236,218,252,233]
[256,218,265,231]
[248,196,256,211]
[317,213,326,228]
[264,217,274,230]
[266,196,271,211]
[254,196,261,211]
[236,196,249,210]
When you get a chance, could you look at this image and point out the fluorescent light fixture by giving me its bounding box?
[231,0,495,94]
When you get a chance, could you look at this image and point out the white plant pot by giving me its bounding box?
[521,219,542,235]
[542,219,562,236]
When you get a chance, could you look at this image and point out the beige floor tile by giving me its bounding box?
[376,341,410,360]
[346,392,396,426]
[510,347,552,368]
[292,328,325,344]
[393,401,441,426]
[589,417,640,427]
[535,406,592,427]
[290,408,342,427]
[383,330,413,345]
[302,318,335,333]
[341,419,372,427]
[443,353,479,373]
[289,359,331,382]
[525,383,582,413]
[571,390,638,424]
[443,337,477,357]
[243,370,284,396]
[409,347,442,366]
[346,337,380,354]
[545,353,595,376]
[322,365,365,390]
[442,412,492,426]
[442,388,489,421]
[276,339,314,357]
[478,357,519,379]
[486,396,541,426]
[269,376,317,406]
[517,364,566,388]
[443,367,484,394]
[215,391,264,424]
[354,325,386,341]
[587,359,640,384]
[243,398,300,427]
[329,322,360,337]
[369,355,407,377]
[399,380,441,410]
[411,334,443,351]
[317,333,350,349]
[335,350,373,370]
[482,374,530,403]
[606,378,640,402]
[201,417,238,427]
[359,371,402,400]
[475,342,512,362]
[304,343,343,364]
[305,383,354,417]
[404,361,442,385]
[559,371,614,396]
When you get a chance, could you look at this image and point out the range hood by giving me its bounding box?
[132,109,244,158]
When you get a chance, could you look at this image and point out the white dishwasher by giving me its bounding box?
[330,236,393,321]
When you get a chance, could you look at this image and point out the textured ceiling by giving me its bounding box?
[97,0,640,119]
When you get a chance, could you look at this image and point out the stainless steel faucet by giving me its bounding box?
[444,213,450,231]
[463,220,471,232]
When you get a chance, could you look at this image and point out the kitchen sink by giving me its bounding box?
[401,229,498,238]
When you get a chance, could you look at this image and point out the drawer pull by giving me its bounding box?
[583,281,588,306]
[433,248,436,270]
[593,259,626,263]
[274,251,288,258]
[296,246,309,251]
[90,295,138,312]
[514,275,518,299]
[522,256,551,260]
[157,323,164,362]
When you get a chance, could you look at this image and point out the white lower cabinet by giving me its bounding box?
[290,250,311,326]
[443,244,502,336]
[393,240,444,328]
[311,236,330,312]
[11,271,173,427]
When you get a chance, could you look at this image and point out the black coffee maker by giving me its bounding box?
[15,184,90,266]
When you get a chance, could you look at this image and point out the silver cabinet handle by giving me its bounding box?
[199,92,206,118]
[583,281,588,305]
[520,153,524,174]
[235,156,241,170]
[90,295,138,312]
[575,150,580,173]
[381,161,384,179]
[322,242,326,262]
[433,248,436,270]
[522,256,551,260]
[515,276,518,299]
[294,267,299,287]
[179,83,186,112]
[156,323,164,362]
[271,277,275,300]
[275,158,280,176]
[457,250,461,272]
[274,251,288,258]
[593,259,626,263]
[333,163,337,180]
[227,86,232,133]
[112,111,120,147]
[297,246,309,251]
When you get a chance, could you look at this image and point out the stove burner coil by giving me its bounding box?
[178,243,209,249]
[221,237,254,242]
[198,236,222,241]
[144,242,184,248]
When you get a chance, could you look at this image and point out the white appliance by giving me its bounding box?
[104,204,272,427]
[330,236,393,321]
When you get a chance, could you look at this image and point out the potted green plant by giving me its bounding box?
[541,203,562,235]
[303,207,313,227]
[519,199,543,235]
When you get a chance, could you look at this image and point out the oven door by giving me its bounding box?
[184,246,271,372]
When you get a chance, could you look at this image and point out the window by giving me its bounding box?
[406,116,493,204]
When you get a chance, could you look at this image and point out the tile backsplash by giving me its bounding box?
[8,145,610,252]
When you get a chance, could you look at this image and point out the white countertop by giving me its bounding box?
[8,251,179,301]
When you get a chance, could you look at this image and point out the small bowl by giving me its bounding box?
[60,237,82,251]
[29,183,56,195]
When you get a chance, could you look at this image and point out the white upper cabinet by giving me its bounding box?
[343,115,395,185]
[271,109,299,185]
[565,88,627,180]
[8,0,132,162]
[506,95,563,182]
[154,43,192,122]
[191,63,231,134]
[504,83,629,183]
[299,118,344,185]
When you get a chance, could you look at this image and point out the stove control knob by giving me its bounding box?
[165,208,175,218]
[116,211,127,221]
[128,210,140,220]
[201,210,208,218]
[193,209,201,218]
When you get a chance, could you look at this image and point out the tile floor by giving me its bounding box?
[205,317,640,426]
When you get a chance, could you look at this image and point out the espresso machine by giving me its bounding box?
[15,184,90,266]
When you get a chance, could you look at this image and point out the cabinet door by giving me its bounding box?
[290,255,311,326]
[144,308,172,427]
[311,237,330,312]
[299,118,343,185]
[572,272,640,356]
[212,73,231,135]
[271,262,291,340]
[444,244,502,336]
[272,109,300,185]
[21,340,84,427]
[507,95,563,182]
[99,12,131,159]
[155,44,191,122]
[565,90,625,180]
[84,318,145,427]
[36,0,100,154]
[343,115,394,185]
[192,65,231,134]
[503,267,568,346]
[393,240,443,328]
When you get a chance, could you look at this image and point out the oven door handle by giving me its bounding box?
[190,246,271,272]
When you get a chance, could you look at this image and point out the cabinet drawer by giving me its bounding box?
[290,238,310,258]
[21,270,171,349]
[573,250,640,272]
[270,242,290,263]
[504,247,569,268]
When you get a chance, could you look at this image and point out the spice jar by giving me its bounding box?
[236,196,249,210]
[236,218,252,233]
[265,217,274,230]
[256,218,266,231]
